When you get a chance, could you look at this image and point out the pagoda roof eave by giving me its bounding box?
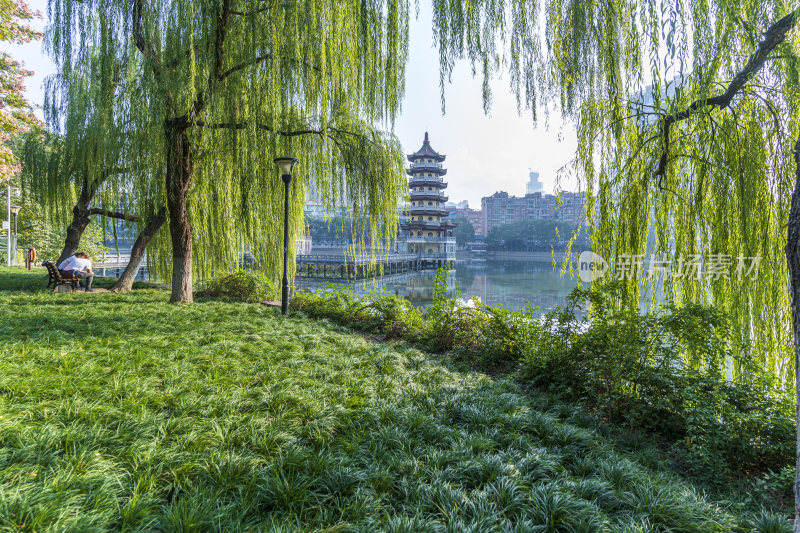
[406,132,446,162]
[406,168,447,176]
[406,153,446,163]
[401,222,452,230]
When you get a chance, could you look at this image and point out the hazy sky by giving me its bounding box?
[8,0,579,207]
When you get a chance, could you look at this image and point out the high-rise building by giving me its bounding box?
[526,170,543,194]
[481,190,584,235]
[400,132,456,266]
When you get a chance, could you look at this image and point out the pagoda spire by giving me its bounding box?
[407,131,446,162]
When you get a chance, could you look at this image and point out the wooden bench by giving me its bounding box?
[43,261,81,292]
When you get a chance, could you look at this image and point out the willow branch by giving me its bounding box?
[656,6,800,176]
[219,54,271,80]
[219,54,322,81]
[213,0,233,81]
[87,208,141,222]
[132,0,164,75]
[192,120,358,152]
[230,5,270,16]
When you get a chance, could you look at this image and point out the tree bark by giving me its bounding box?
[166,125,194,303]
[57,180,94,264]
[111,207,166,292]
[58,206,92,265]
[787,131,800,532]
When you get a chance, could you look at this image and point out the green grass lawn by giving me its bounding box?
[0,267,784,531]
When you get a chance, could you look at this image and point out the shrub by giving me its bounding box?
[522,280,794,480]
[197,270,277,303]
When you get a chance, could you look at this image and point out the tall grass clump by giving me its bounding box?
[197,270,277,302]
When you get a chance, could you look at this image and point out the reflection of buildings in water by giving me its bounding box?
[394,270,456,301]
[296,260,575,312]
[298,269,457,304]
[455,261,576,313]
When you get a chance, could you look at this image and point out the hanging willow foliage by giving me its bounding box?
[45,0,409,301]
[431,5,800,519]
[42,0,800,373]
[432,0,800,386]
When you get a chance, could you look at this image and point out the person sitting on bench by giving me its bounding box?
[58,252,95,292]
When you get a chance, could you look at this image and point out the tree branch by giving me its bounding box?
[230,5,270,16]
[132,0,164,76]
[213,0,233,81]
[218,54,323,82]
[655,6,800,176]
[218,54,271,80]
[87,208,141,222]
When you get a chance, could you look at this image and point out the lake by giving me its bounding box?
[296,259,579,313]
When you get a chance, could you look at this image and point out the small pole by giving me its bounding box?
[12,211,17,266]
[6,183,11,267]
[282,172,291,315]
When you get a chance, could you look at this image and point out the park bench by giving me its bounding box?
[43,261,81,292]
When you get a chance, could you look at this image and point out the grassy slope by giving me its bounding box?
[0,268,770,531]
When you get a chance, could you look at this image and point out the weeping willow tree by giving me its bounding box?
[46,0,409,302]
[430,0,800,520]
[20,127,166,291]
[21,48,167,292]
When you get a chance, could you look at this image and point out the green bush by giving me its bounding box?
[197,270,277,303]
[522,280,794,482]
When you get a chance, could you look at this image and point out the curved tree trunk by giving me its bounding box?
[58,207,92,265]
[57,180,94,265]
[112,207,166,292]
[166,126,194,303]
[787,132,800,533]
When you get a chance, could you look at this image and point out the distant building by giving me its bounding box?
[481,190,584,235]
[450,202,485,237]
[526,170,543,194]
[304,182,351,219]
[296,225,313,255]
[399,132,456,267]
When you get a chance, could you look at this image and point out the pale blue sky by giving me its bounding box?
[7,0,578,207]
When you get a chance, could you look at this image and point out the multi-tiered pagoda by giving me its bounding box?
[400,132,456,267]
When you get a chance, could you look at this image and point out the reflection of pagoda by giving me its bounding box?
[400,132,456,267]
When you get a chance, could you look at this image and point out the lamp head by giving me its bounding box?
[10,205,21,216]
[274,156,299,177]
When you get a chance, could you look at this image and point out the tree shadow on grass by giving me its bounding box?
[0,267,157,294]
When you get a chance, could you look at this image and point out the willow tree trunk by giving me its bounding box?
[788,132,800,532]
[57,192,94,265]
[166,125,194,303]
[112,207,166,292]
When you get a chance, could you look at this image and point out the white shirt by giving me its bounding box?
[71,257,93,272]
[58,255,76,270]
[59,256,92,272]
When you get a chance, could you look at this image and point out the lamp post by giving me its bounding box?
[4,185,20,267]
[10,205,20,266]
[274,156,299,315]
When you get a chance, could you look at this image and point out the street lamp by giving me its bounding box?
[274,156,299,315]
[9,206,20,266]
[3,186,20,267]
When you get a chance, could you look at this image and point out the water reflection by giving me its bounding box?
[296,260,578,313]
